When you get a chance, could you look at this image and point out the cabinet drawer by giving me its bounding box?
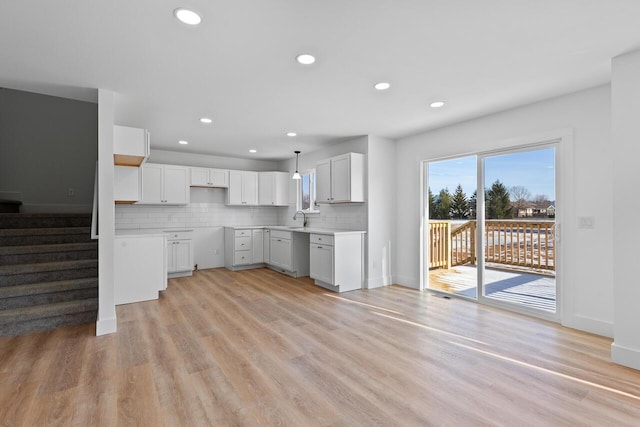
[235,236,252,250]
[234,229,252,238]
[164,230,193,241]
[310,234,334,245]
[270,230,292,240]
[234,250,252,265]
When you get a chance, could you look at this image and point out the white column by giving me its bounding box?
[96,89,117,336]
[611,49,640,369]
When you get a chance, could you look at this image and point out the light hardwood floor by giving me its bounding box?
[1,267,639,426]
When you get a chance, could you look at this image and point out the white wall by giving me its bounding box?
[395,85,613,337]
[149,149,279,171]
[0,88,97,212]
[611,49,640,369]
[367,136,396,288]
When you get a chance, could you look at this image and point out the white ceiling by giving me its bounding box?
[2,0,640,161]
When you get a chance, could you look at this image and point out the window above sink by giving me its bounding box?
[297,169,320,214]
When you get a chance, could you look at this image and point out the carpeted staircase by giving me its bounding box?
[0,213,98,336]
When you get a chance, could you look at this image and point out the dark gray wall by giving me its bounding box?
[0,88,98,212]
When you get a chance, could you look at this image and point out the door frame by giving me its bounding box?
[420,128,574,324]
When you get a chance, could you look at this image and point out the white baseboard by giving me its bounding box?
[571,314,614,338]
[611,342,640,371]
[20,203,93,213]
[96,317,117,336]
[393,275,419,289]
[366,275,393,289]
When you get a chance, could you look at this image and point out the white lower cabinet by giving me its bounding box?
[224,228,266,270]
[263,229,270,262]
[309,233,363,292]
[165,230,194,278]
[310,237,334,285]
[270,232,292,271]
[252,229,264,263]
[222,227,360,286]
[114,234,167,305]
[267,229,309,278]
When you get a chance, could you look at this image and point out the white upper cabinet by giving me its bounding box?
[316,159,331,204]
[190,167,229,188]
[227,170,259,205]
[258,172,289,206]
[114,165,141,203]
[316,153,364,204]
[138,164,190,205]
[113,125,150,166]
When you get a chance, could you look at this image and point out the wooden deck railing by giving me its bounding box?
[429,221,451,269]
[428,220,555,271]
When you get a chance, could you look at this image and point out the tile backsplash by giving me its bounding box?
[115,188,280,230]
[115,187,367,231]
[279,203,367,231]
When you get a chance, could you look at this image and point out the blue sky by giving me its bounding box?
[427,147,555,201]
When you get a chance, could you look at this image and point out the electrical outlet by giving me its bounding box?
[67,188,75,197]
[213,249,219,255]
[578,216,595,229]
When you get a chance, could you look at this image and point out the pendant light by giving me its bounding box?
[292,150,301,180]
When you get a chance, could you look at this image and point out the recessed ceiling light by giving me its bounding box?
[286,132,297,137]
[374,82,391,91]
[430,101,445,108]
[178,140,189,145]
[199,117,212,124]
[174,8,202,25]
[295,54,316,65]
[249,149,257,153]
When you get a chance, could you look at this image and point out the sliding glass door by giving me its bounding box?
[480,147,556,314]
[425,156,478,299]
[425,144,558,319]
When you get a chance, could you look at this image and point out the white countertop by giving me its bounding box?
[115,228,193,237]
[225,225,366,236]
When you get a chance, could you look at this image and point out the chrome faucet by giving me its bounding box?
[293,210,307,227]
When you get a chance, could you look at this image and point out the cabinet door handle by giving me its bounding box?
[317,245,323,249]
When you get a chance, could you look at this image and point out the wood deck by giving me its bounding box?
[429,265,556,312]
[1,267,638,425]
